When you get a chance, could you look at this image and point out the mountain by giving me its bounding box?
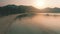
[0,5,39,16]
[41,7,60,13]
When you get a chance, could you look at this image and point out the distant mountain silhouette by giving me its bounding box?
[0,5,39,16]
[0,5,60,16]
[41,7,60,13]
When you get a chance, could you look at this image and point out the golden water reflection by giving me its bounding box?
[8,13,60,34]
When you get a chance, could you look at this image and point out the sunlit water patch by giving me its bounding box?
[7,13,60,34]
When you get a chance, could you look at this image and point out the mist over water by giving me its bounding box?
[7,13,60,34]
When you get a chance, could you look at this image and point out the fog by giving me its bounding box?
[5,13,60,34]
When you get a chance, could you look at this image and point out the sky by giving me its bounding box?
[0,0,60,8]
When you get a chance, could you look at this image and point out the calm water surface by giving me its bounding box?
[7,13,60,34]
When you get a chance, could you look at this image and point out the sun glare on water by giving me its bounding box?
[33,0,46,9]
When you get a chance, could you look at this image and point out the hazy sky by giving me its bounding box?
[0,0,60,8]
